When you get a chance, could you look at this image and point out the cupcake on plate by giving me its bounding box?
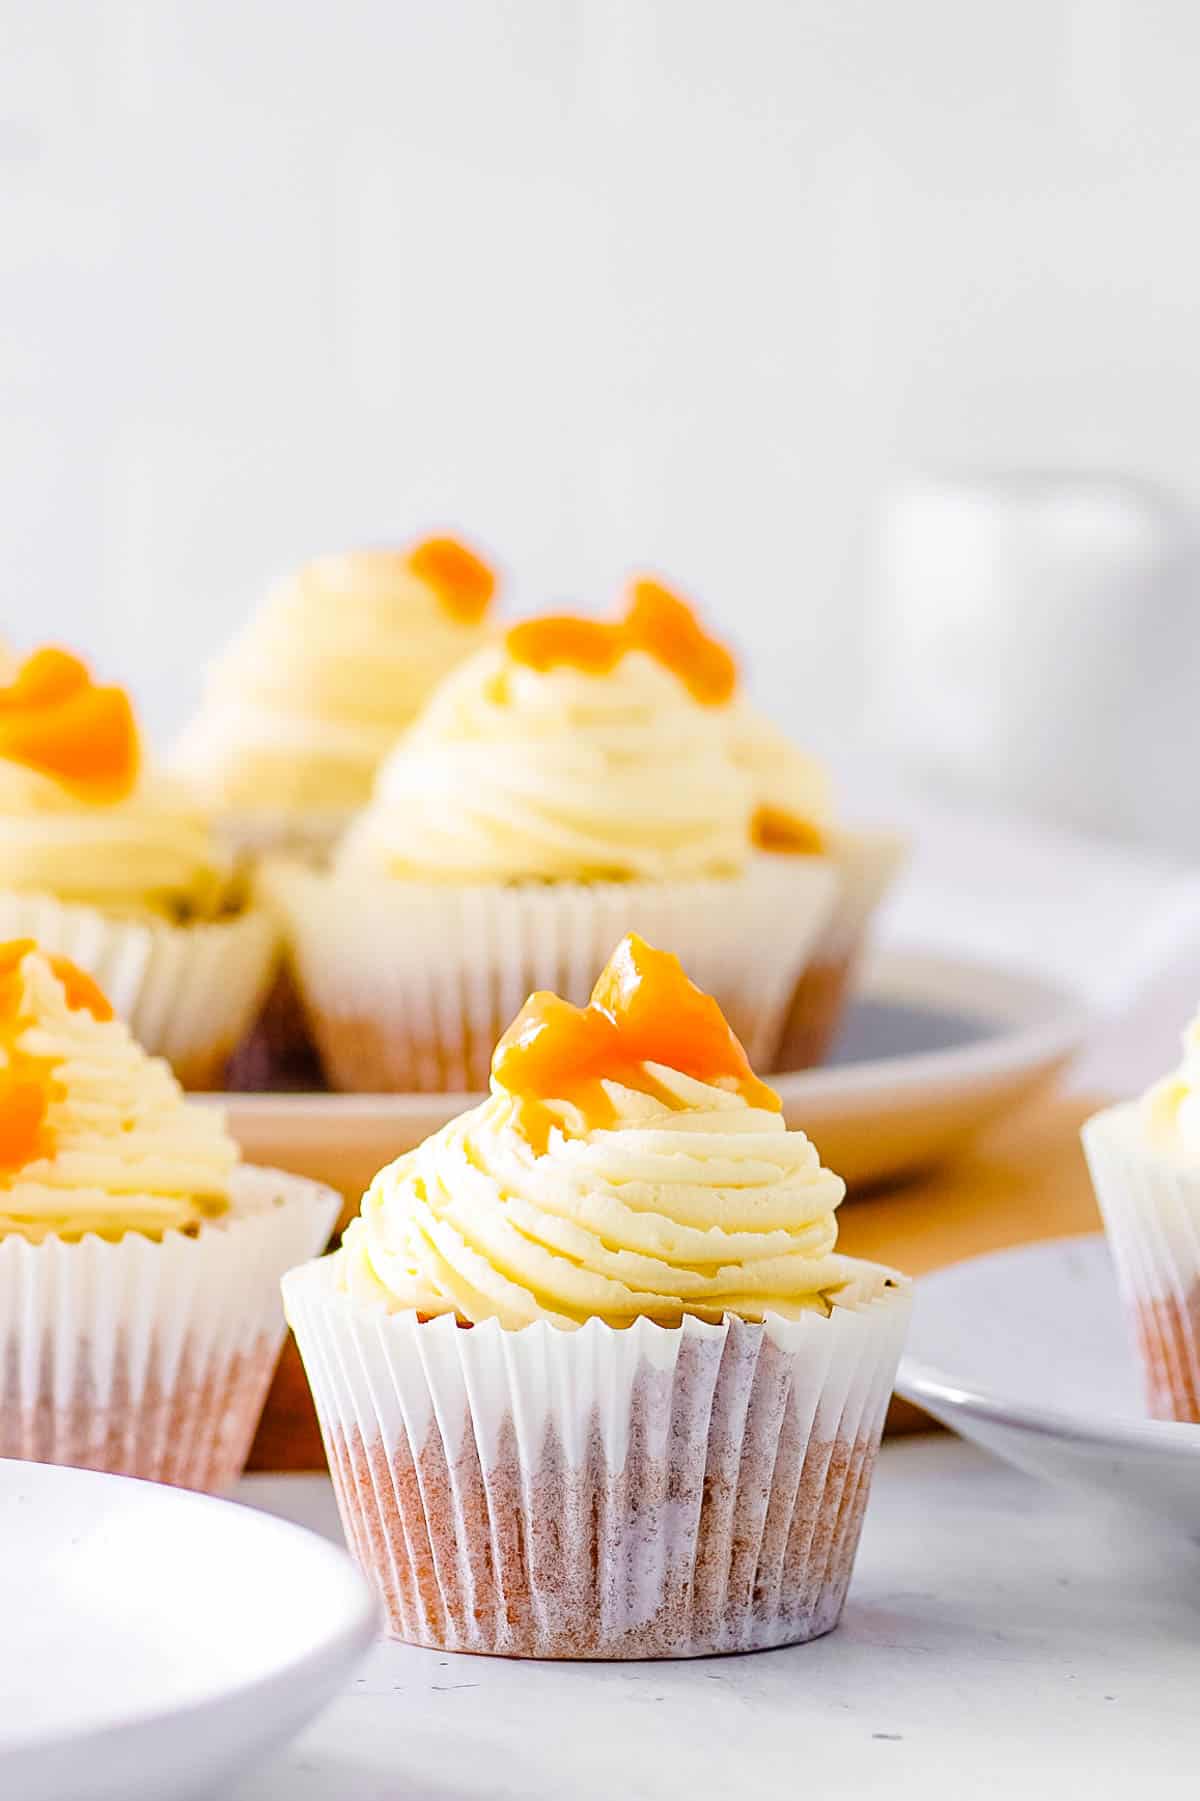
[0,645,277,1088]
[284,933,910,1657]
[0,940,339,1487]
[171,535,498,861]
[266,588,839,1091]
[726,694,907,1069]
[1084,1014,1200,1423]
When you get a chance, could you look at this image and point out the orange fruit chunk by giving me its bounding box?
[624,578,738,706]
[492,934,780,1134]
[407,536,496,624]
[505,615,628,677]
[0,941,111,1177]
[750,805,825,856]
[0,649,139,801]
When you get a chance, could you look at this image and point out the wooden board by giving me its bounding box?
[247,1090,1106,1469]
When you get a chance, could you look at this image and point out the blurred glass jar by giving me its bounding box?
[871,471,1200,851]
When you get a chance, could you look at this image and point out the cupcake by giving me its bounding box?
[0,645,277,1088]
[0,940,338,1486]
[1083,1014,1200,1423]
[266,588,838,1091]
[284,934,910,1657]
[171,535,498,861]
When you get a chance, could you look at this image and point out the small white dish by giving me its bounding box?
[897,1235,1200,1533]
[220,946,1089,1202]
[0,1459,376,1801]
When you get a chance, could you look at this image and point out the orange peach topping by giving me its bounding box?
[406,536,496,625]
[623,578,738,705]
[0,648,139,802]
[504,615,628,677]
[503,581,738,707]
[750,804,825,856]
[492,934,780,1141]
[0,941,112,1176]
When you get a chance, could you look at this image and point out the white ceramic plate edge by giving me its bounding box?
[896,1234,1200,1460]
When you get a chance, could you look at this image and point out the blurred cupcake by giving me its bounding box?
[1084,1015,1200,1423]
[0,940,338,1487]
[728,700,906,1069]
[284,934,910,1657]
[266,590,838,1091]
[172,535,498,861]
[0,646,276,1087]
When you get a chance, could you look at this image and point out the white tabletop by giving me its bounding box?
[230,1438,1200,1801]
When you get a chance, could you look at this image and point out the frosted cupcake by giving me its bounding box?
[172,535,498,859]
[0,940,338,1486]
[0,646,277,1087]
[1084,1015,1200,1423]
[284,935,910,1657]
[266,589,838,1091]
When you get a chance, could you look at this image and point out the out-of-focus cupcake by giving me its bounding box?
[0,940,338,1486]
[266,589,838,1091]
[1084,1016,1200,1423]
[728,700,907,1069]
[0,646,277,1087]
[284,934,911,1657]
[172,535,498,862]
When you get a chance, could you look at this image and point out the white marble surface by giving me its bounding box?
[230,1439,1200,1801]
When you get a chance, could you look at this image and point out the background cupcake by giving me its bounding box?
[267,592,838,1091]
[728,697,907,1069]
[1084,1012,1200,1423]
[171,534,498,861]
[0,941,338,1487]
[284,934,911,1658]
[0,645,276,1088]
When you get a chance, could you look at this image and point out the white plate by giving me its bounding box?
[221,947,1089,1202]
[897,1235,1200,1533]
[0,1460,376,1801]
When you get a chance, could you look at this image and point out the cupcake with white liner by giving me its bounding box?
[172,535,498,862]
[266,592,838,1092]
[0,645,277,1087]
[725,679,906,1072]
[1084,1013,1200,1423]
[284,933,910,1658]
[0,940,338,1486]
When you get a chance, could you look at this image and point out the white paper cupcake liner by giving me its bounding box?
[0,1167,339,1490]
[0,890,279,1090]
[1083,1103,1200,1423]
[777,829,908,1071]
[284,1258,911,1658]
[265,855,839,1093]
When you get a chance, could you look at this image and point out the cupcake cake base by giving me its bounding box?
[285,1262,910,1659]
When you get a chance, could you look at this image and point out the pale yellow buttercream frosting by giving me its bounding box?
[0,945,238,1241]
[172,545,496,814]
[341,1067,892,1328]
[337,642,756,883]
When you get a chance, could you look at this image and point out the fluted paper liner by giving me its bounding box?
[265,855,839,1093]
[777,828,908,1071]
[0,1167,339,1490]
[1083,1103,1200,1423]
[0,890,278,1089]
[284,1259,911,1658]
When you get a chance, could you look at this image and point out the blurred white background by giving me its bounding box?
[4,0,1200,762]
